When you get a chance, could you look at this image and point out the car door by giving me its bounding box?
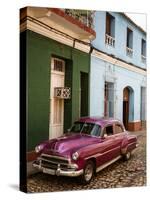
[113,122,126,153]
[97,123,121,166]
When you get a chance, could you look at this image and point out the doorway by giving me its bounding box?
[140,87,146,121]
[49,58,65,139]
[80,72,88,117]
[104,82,114,117]
[140,87,146,129]
[123,86,134,130]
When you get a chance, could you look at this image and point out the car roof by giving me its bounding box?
[78,116,122,128]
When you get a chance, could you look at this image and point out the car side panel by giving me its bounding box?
[77,135,121,169]
[95,135,121,167]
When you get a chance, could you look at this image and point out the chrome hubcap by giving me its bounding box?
[84,164,93,181]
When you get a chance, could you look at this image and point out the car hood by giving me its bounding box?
[41,133,101,156]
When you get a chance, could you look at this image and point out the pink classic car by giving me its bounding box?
[33,117,137,183]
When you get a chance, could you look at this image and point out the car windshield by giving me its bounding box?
[70,122,101,137]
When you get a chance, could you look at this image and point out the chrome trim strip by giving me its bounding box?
[128,141,137,147]
[96,155,122,173]
[99,146,121,156]
[85,146,120,160]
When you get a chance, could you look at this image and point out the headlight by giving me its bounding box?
[35,145,42,153]
[72,152,79,161]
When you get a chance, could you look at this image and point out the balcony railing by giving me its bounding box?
[141,55,146,63]
[64,9,94,29]
[105,34,115,47]
[126,47,133,57]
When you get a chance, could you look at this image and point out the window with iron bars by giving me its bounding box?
[141,39,146,63]
[104,82,114,117]
[52,58,65,72]
[126,28,133,57]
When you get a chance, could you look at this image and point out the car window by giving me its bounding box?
[81,123,94,134]
[115,124,124,134]
[90,125,101,137]
[103,125,113,136]
[70,122,84,132]
[70,122,101,136]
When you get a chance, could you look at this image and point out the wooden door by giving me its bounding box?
[49,58,65,139]
[123,87,129,130]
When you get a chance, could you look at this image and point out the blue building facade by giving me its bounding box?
[90,11,146,131]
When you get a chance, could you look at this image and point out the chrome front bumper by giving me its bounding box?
[33,162,83,177]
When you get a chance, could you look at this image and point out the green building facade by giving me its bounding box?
[21,30,90,152]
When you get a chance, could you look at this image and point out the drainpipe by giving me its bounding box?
[71,39,76,60]
[70,39,76,122]
[88,45,94,116]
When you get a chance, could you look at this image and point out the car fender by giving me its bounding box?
[121,134,137,155]
[75,142,104,169]
[120,136,129,155]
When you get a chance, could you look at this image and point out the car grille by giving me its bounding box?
[39,154,71,170]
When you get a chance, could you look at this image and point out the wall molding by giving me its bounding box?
[92,49,146,76]
[20,19,90,53]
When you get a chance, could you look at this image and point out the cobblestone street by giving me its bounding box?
[27,130,146,193]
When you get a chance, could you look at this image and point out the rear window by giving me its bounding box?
[114,124,124,134]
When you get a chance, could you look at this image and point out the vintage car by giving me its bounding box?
[33,117,137,183]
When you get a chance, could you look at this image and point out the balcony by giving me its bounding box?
[48,8,96,40]
[105,34,115,47]
[64,9,94,29]
[21,7,96,41]
[126,47,133,57]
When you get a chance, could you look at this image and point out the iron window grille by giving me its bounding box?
[52,58,65,72]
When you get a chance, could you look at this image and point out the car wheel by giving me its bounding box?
[81,160,94,184]
[123,151,131,161]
